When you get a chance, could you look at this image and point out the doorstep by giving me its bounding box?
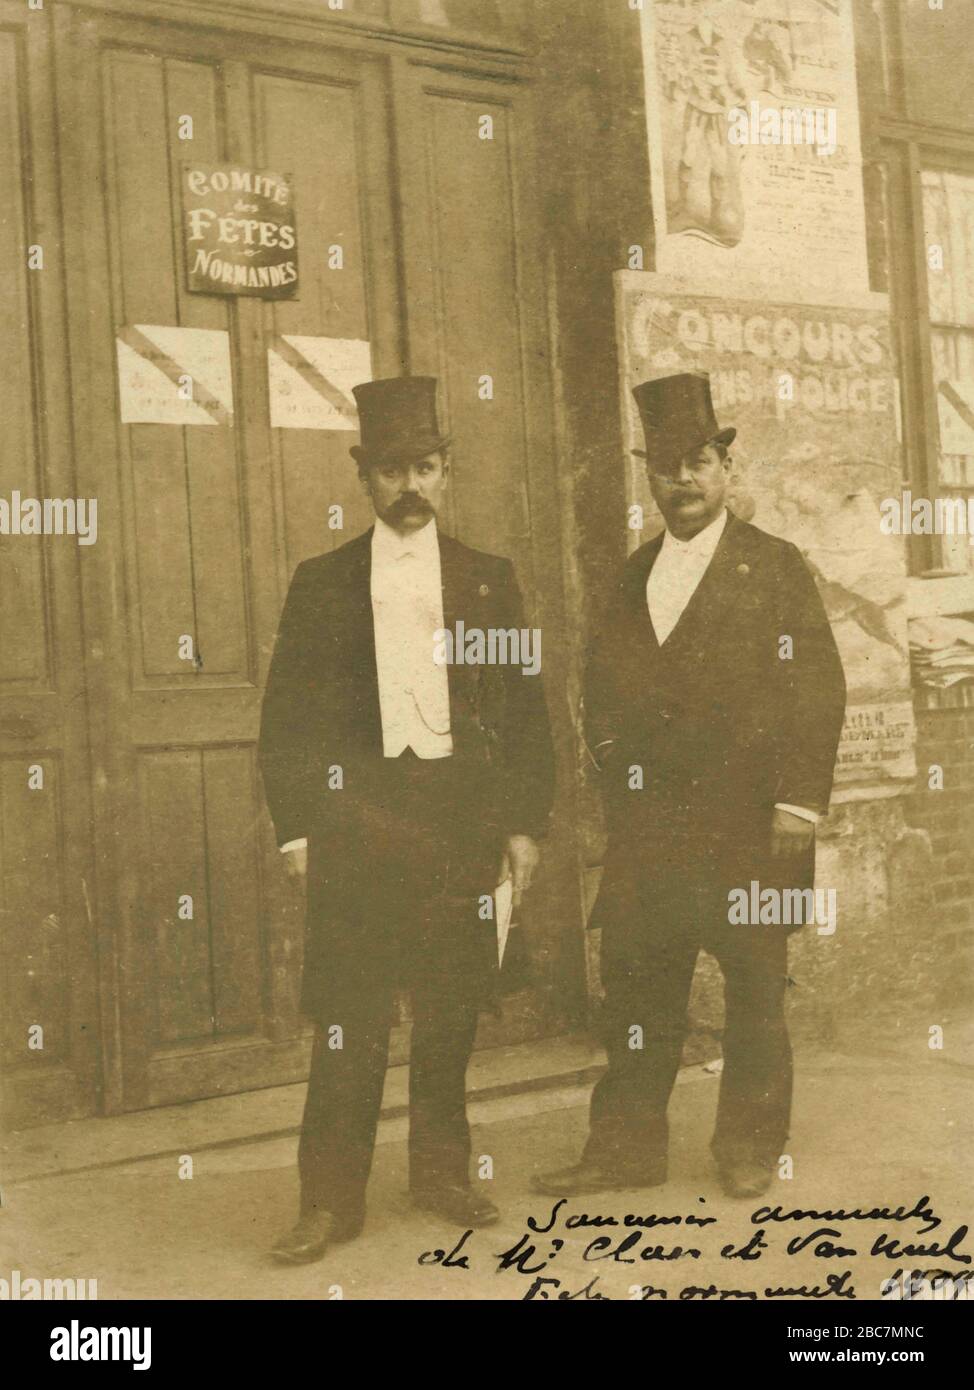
[1,1033,604,1186]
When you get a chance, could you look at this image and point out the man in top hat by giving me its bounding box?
[535,371,846,1201]
[259,375,554,1263]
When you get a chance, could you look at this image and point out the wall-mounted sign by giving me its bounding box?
[182,163,298,299]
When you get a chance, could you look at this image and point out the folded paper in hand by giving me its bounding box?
[495,875,514,967]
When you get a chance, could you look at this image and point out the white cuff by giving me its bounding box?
[774,803,819,825]
[280,838,308,853]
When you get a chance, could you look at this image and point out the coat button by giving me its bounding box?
[479,583,489,596]
[737,563,750,576]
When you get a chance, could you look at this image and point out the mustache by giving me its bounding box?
[390,493,431,513]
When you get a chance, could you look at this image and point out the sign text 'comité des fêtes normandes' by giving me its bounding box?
[182,163,298,299]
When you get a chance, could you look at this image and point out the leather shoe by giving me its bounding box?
[270,1207,364,1265]
[717,1161,774,1199]
[531,1159,667,1198]
[411,1183,500,1227]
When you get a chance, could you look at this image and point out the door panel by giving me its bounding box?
[139,745,264,1044]
[393,63,580,1046]
[96,37,275,1104]
[254,69,385,568]
[0,33,48,681]
[422,90,533,562]
[0,10,100,1127]
[102,49,250,686]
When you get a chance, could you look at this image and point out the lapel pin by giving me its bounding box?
[737,563,750,577]
[479,583,490,597]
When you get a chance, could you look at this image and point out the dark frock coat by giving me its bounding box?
[583,514,847,966]
[257,527,555,1019]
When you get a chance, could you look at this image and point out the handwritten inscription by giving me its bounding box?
[417,1194,972,1302]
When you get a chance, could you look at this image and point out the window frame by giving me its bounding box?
[879,129,974,575]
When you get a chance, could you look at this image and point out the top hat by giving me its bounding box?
[349,376,451,467]
[631,372,735,471]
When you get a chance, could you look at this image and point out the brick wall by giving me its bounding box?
[903,701,974,999]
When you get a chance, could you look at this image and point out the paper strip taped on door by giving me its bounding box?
[268,335,371,430]
[116,325,233,426]
[937,380,974,457]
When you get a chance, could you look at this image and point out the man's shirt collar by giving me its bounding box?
[659,507,728,558]
[372,515,439,561]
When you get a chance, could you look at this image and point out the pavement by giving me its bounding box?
[1,1023,972,1302]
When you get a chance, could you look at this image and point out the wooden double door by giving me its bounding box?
[0,0,581,1123]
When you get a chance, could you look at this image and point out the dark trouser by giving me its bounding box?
[298,973,481,1217]
[584,882,792,1176]
[298,751,496,1218]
